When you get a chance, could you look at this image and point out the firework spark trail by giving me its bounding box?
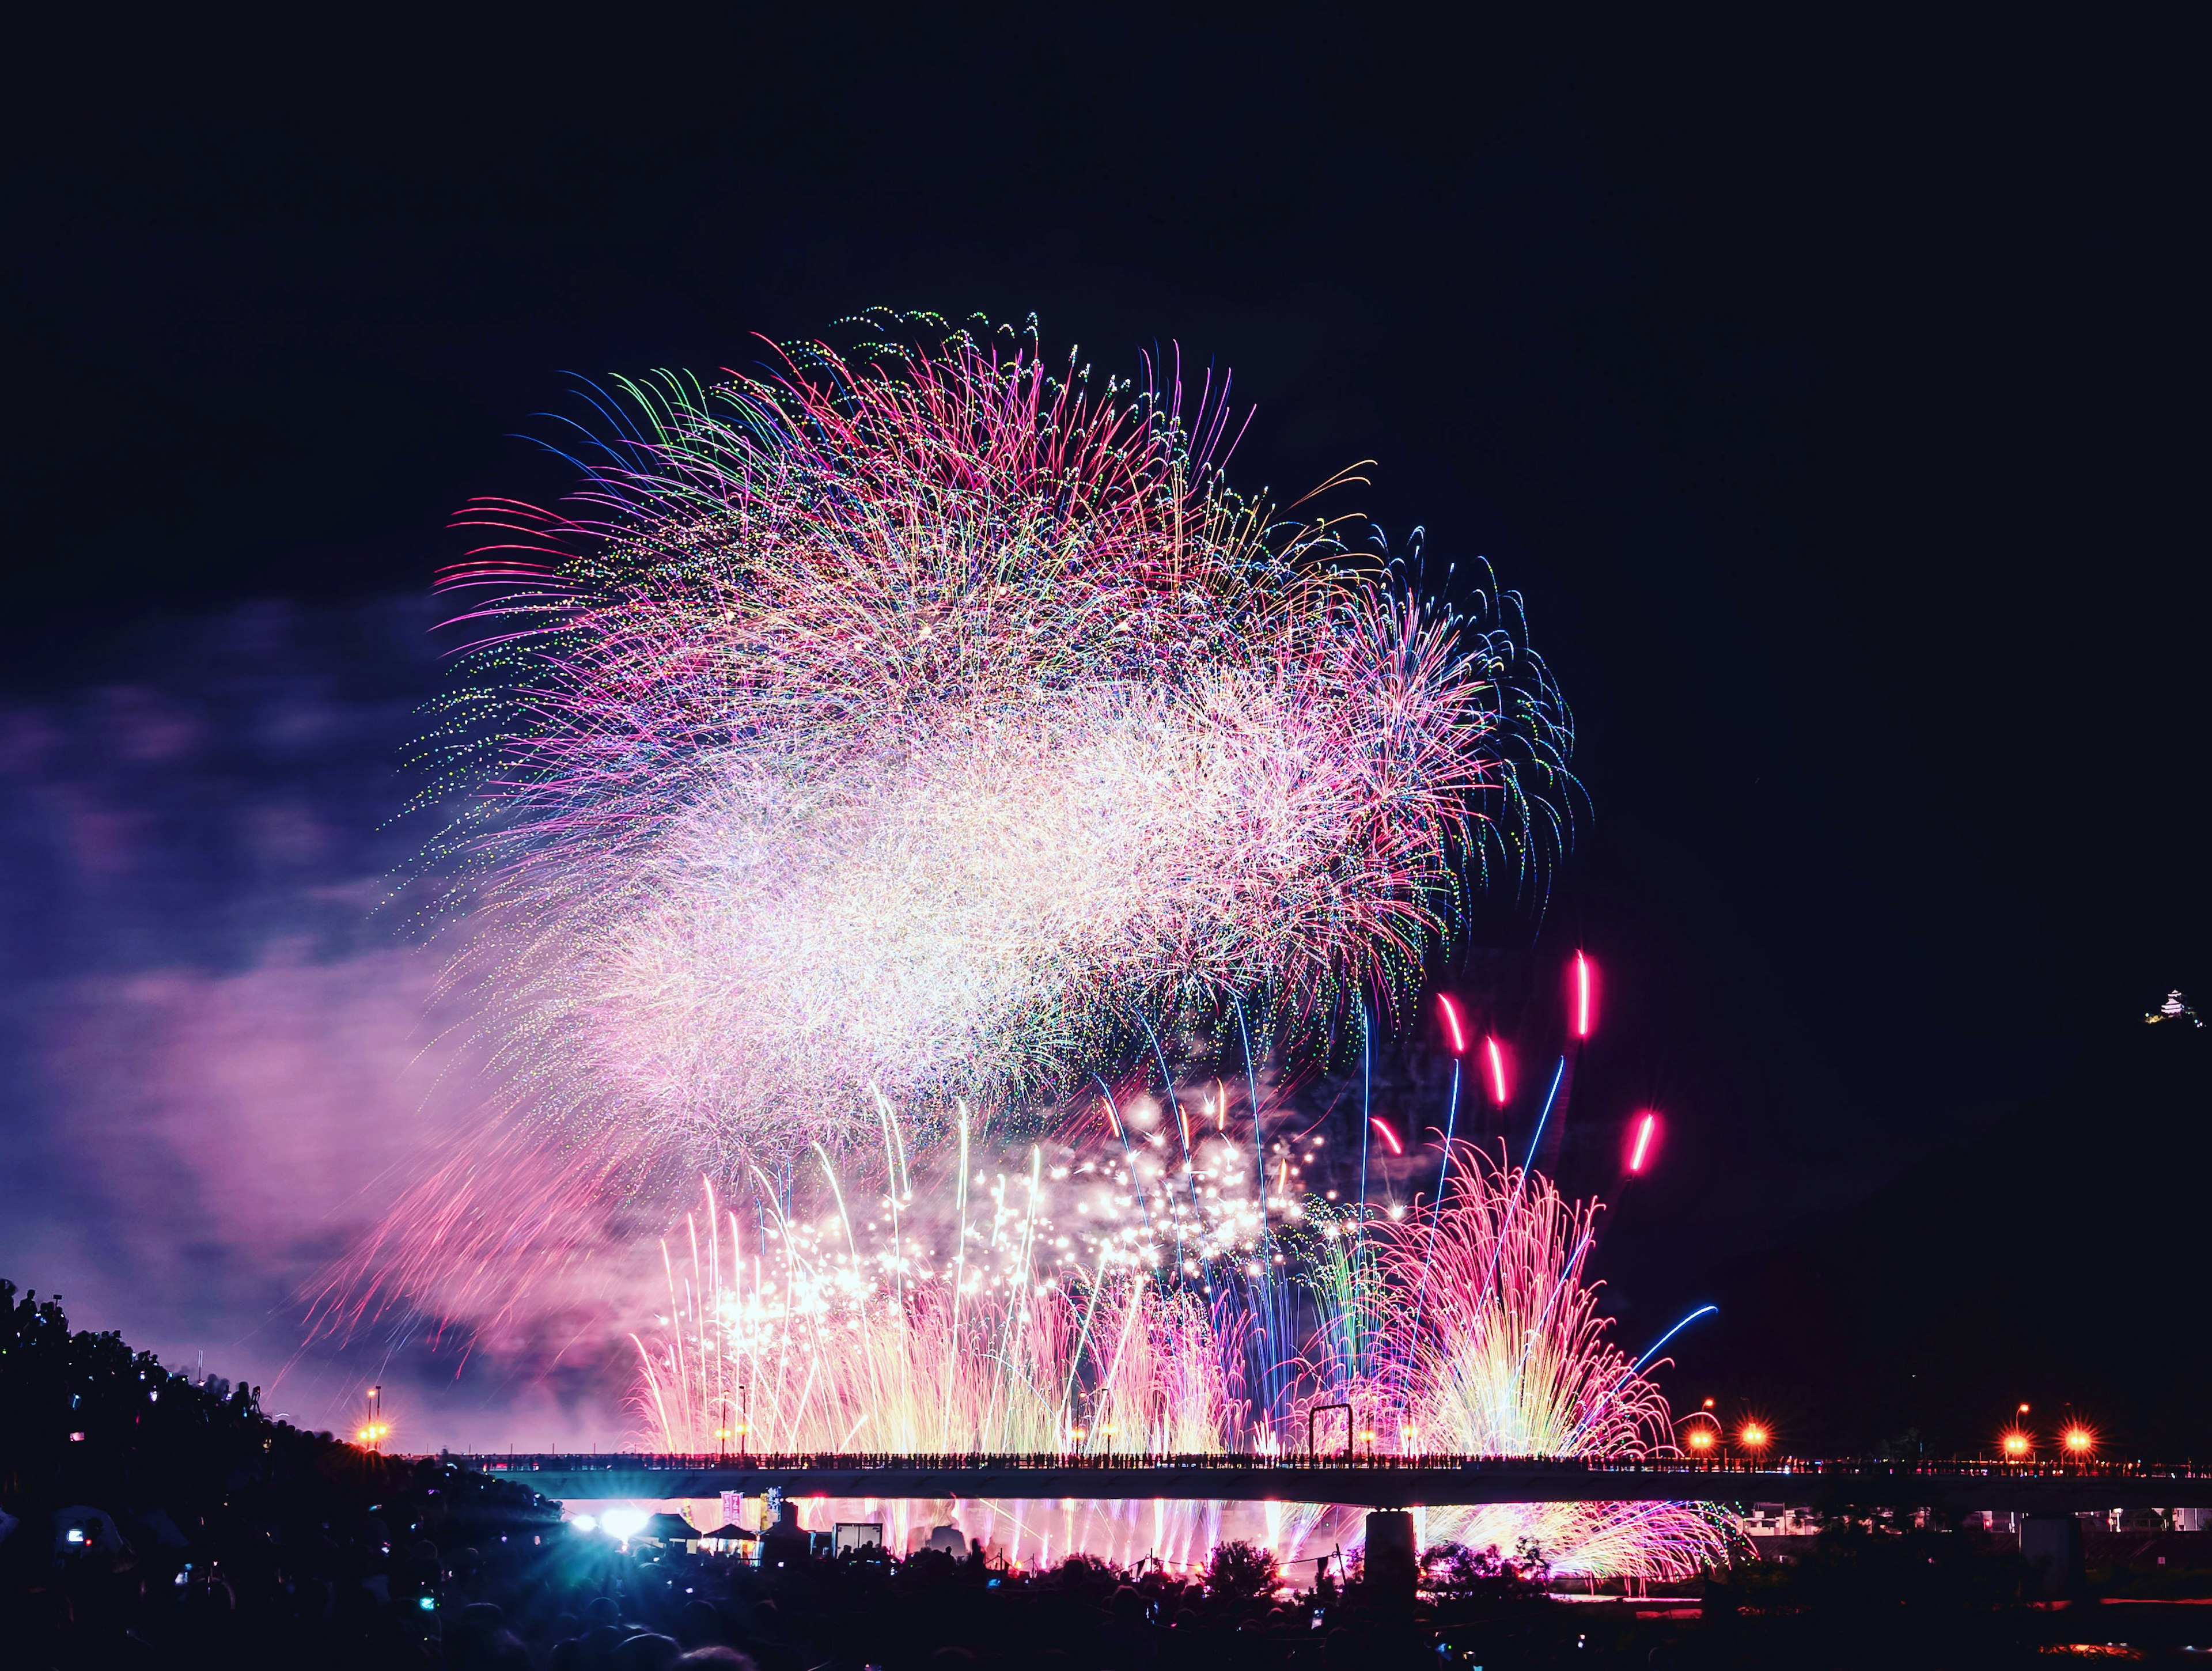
[414,319,1573,1189]
[634,1128,1724,1581]
[1342,1147,1726,1578]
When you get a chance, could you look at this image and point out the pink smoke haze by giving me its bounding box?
[30,947,653,1444]
[0,601,653,1449]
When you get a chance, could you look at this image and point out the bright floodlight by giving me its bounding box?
[2063,1426,2095,1456]
[601,1507,650,1540]
[569,1513,598,1533]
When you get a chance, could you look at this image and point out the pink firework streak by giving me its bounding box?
[336,317,1575,1335]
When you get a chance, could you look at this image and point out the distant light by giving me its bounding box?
[1739,1423,1769,1450]
[1627,1112,1658,1174]
[569,1513,599,1534]
[2063,1426,2095,1456]
[1687,1428,1715,1452]
[66,1528,85,1544]
[1437,994,1468,1056]
[2001,1431,2031,1458]
[2018,1403,2031,1415]
[1483,1037,1510,1106]
[602,1507,650,1540]
[68,1431,85,1443]
[419,1596,436,1612]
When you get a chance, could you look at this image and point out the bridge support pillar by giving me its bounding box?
[2021,1514,2084,1597]
[1365,1510,1417,1611]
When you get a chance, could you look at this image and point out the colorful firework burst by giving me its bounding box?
[415,315,1574,1178]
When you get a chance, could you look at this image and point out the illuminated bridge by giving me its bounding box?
[449,1453,2212,1515]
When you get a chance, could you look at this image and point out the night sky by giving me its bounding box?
[3,16,2199,1449]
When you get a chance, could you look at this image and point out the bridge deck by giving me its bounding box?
[448,1454,2212,1514]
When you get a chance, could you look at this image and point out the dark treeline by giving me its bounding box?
[3,1280,2188,1666]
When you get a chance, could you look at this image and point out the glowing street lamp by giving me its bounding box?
[2063,1424,2096,1458]
[2001,1430,2032,1460]
[1738,1422,1770,1457]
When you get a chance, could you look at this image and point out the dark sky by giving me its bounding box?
[2,14,2199,1445]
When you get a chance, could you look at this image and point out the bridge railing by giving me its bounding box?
[448,1450,2209,1482]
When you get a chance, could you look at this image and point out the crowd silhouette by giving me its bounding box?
[2,1278,1546,1666]
[6,1277,2182,1667]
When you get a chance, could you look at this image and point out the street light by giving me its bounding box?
[2063,1424,2096,1458]
[1681,1408,1721,1457]
[1738,1422,1770,1458]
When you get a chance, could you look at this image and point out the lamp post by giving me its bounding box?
[1681,1409,1720,1459]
